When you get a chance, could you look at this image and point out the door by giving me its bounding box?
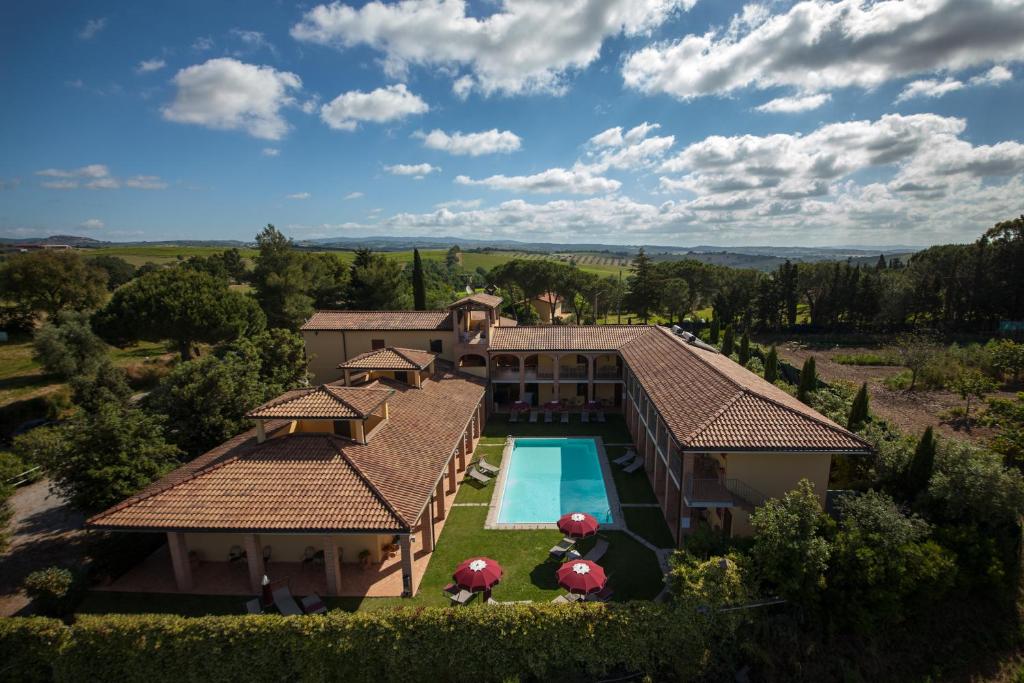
[722,508,733,536]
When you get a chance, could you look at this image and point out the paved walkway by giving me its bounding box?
[0,479,85,616]
[620,525,674,603]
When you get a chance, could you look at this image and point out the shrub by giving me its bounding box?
[847,382,870,430]
[721,325,735,356]
[833,352,897,366]
[32,311,109,380]
[0,617,68,683]
[23,567,79,617]
[745,357,764,376]
[797,357,817,403]
[763,346,779,384]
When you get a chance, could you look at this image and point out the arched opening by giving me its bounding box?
[490,354,520,381]
[458,354,487,368]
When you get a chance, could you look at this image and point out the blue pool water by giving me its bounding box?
[497,438,612,524]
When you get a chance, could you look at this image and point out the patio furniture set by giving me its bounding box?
[244,577,327,616]
[612,448,644,474]
[466,456,501,486]
[507,400,607,424]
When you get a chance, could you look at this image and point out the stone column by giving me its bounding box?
[680,452,695,537]
[553,353,560,400]
[435,480,447,520]
[167,532,192,592]
[399,534,414,597]
[457,440,466,471]
[587,354,595,402]
[447,456,457,494]
[518,354,526,402]
[420,510,435,553]
[243,533,265,593]
[323,537,342,596]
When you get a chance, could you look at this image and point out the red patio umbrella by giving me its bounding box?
[557,512,600,539]
[556,560,607,595]
[453,557,503,592]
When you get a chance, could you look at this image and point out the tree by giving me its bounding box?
[988,339,1024,383]
[251,225,315,329]
[894,332,939,392]
[749,479,832,605]
[709,317,720,345]
[797,356,818,403]
[926,439,1024,527]
[0,250,107,318]
[720,324,735,357]
[94,267,266,360]
[902,427,936,500]
[32,311,107,380]
[847,382,870,430]
[947,368,997,423]
[445,245,462,269]
[70,362,133,412]
[625,249,660,324]
[412,248,427,311]
[983,392,1024,466]
[89,255,136,290]
[32,401,180,511]
[778,260,800,326]
[216,328,309,395]
[349,250,411,310]
[764,346,779,384]
[737,331,750,366]
[661,278,694,325]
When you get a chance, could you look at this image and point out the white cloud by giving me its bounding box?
[79,218,104,230]
[970,64,1013,86]
[415,129,521,156]
[262,147,280,157]
[435,198,482,210]
[622,0,1024,100]
[229,29,276,55]
[320,84,428,131]
[291,0,697,96]
[287,192,311,200]
[895,77,965,102]
[35,165,167,190]
[344,191,364,200]
[455,167,621,195]
[192,36,215,52]
[162,58,302,140]
[136,58,166,74]
[583,122,675,172]
[78,18,107,40]
[385,163,440,178]
[755,93,831,113]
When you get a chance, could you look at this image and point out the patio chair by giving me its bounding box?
[272,586,303,616]
[583,537,609,563]
[581,411,590,423]
[228,545,246,563]
[560,411,569,424]
[244,598,263,614]
[544,411,553,423]
[623,458,644,474]
[477,458,500,476]
[301,593,327,615]
[586,585,615,603]
[509,411,519,423]
[302,547,325,568]
[596,411,606,423]
[449,588,475,605]
[467,467,492,485]
[613,450,636,465]
[548,536,577,560]
[529,411,538,423]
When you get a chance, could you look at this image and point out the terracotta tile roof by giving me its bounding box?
[246,385,393,420]
[88,434,403,532]
[498,316,518,327]
[338,347,436,371]
[87,367,486,533]
[620,327,869,452]
[301,310,453,331]
[448,293,503,308]
[488,325,651,352]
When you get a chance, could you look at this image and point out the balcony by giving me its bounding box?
[683,475,764,513]
[559,366,587,379]
[491,368,520,382]
[594,368,622,380]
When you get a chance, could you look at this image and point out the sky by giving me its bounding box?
[1,0,1023,248]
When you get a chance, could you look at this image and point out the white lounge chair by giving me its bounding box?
[581,412,590,423]
[548,536,577,560]
[560,411,569,424]
[509,411,519,423]
[613,450,637,466]
[529,411,538,423]
[623,458,644,474]
[449,588,475,605]
[301,593,327,615]
[272,586,302,616]
[468,467,491,485]
[477,458,499,476]
[244,598,262,614]
[596,411,606,423]
[544,411,553,423]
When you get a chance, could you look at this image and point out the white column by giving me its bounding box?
[400,534,414,597]
[324,537,343,596]
[167,532,192,591]
[243,534,265,593]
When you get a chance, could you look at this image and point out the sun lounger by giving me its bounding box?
[581,411,590,423]
[613,450,636,466]
[586,586,614,602]
[272,586,303,616]
[583,538,609,563]
[552,593,584,604]
[449,588,475,605]
[509,411,519,423]
[560,411,569,424]
[301,593,327,614]
[596,412,606,423]
[468,467,491,485]
[477,458,499,476]
[548,536,577,559]
[544,411,553,423]
[529,411,538,423]
[623,458,644,474]
[487,598,533,605]
[244,598,262,614]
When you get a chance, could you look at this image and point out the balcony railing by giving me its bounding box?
[594,368,622,380]
[683,474,765,513]
[491,368,520,381]
[559,366,587,379]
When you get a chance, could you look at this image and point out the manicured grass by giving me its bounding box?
[624,508,676,549]
[456,443,505,504]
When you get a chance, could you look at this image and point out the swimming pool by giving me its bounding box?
[496,438,613,524]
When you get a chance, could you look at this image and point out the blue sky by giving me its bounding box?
[1,0,1023,247]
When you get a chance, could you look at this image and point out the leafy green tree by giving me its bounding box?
[412,248,427,311]
[709,317,720,344]
[94,268,265,360]
[749,479,832,605]
[737,331,750,366]
[70,362,133,412]
[900,427,936,502]
[32,401,180,511]
[445,245,462,269]
[216,328,309,395]
[720,324,735,357]
[251,225,315,328]
[894,332,939,391]
[32,310,108,380]
[350,249,411,310]
[983,392,1024,465]
[797,356,818,403]
[625,248,660,324]
[847,382,870,430]
[666,552,750,609]
[947,368,998,422]
[987,339,1024,383]
[763,345,779,384]
[0,250,107,318]
[88,255,136,290]
[925,439,1024,527]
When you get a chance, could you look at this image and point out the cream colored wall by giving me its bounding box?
[459,366,488,378]
[183,532,389,564]
[724,452,832,536]
[594,384,616,401]
[303,331,346,384]
[296,419,333,433]
[537,384,557,404]
[303,329,454,384]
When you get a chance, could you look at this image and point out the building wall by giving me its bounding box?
[723,452,833,536]
[183,531,388,564]
[303,329,454,383]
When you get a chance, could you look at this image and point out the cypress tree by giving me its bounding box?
[847,382,870,429]
[412,248,426,311]
[738,331,750,366]
[721,324,735,356]
[904,427,936,499]
[709,317,720,344]
[764,345,779,383]
[797,356,817,402]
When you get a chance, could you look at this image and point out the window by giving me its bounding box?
[371,339,385,350]
[332,421,352,438]
[430,339,443,353]
[394,371,408,384]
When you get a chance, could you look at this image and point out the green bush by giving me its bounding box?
[833,352,897,366]
[23,567,79,617]
[0,606,723,683]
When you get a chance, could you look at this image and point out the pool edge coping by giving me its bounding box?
[484,436,624,531]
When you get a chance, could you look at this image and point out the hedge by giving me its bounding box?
[1,604,722,682]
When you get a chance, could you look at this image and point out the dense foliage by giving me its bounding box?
[32,311,108,380]
[0,250,108,321]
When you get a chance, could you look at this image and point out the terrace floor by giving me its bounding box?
[78,414,674,616]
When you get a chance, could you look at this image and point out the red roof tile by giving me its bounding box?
[448,293,503,308]
[246,385,393,420]
[489,325,651,352]
[338,347,437,371]
[301,310,453,331]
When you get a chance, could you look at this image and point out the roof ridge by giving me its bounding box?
[321,384,393,417]
[251,386,316,413]
[327,435,410,528]
[682,389,747,446]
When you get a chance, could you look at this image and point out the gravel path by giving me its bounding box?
[0,479,85,616]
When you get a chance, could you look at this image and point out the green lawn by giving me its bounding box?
[624,508,676,549]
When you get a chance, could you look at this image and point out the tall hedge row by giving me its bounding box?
[1,604,722,682]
